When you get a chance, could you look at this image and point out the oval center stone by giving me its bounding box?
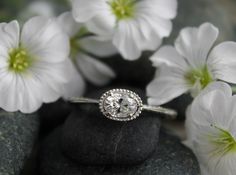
[99,89,142,121]
[104,93,138,118]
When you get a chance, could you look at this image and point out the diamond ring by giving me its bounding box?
[69,89,177,121]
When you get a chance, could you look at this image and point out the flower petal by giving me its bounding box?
[183,105,196,149]
[0,72,20,112]
[85,12,115,37]
[199,164,210,175]
[150,16,173,38]
[19,77,43,113]
[0,20,19,51]
[113,20,142,60]
[150,45,188,71]
[147,66,189,105]
[76,53,116,86]
[140,32,162,51]
[71,0,109,23]
[57,11,82,37]
[202,153,236,175]
[141,0,178,19]
[175,23,219,68]
[208,42,236,84]
[227,95,236,137]
[62,59,85,99]
[21,16,70,63]
[212,154,236,175]
[137,8,173,38]
[0,45,70,113]
[135,16,163,50]
[185,81,236,175]
[0,21,20,70]
[30,59,71,103]
[0,72,43,113]
[191,82,232,128]
[80,36,117,57]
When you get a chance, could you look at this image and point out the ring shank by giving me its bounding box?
[142,105,177,120]
[69,97,99,104]
[69,97,177,120]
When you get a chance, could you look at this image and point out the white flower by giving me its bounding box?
[0,16,73,113]
[57,12,116,86]
[184,81,236,175]
[147,23,236,106]
[70,0,177,60]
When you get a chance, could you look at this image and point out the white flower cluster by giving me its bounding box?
[146,19,236,175]
[1,0,177,114]
[185,82,236,175]
[2,0,236,173]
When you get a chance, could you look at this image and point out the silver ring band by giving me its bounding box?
[69,89,177,121]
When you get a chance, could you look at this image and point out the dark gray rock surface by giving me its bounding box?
[61,87,162,165]
[39,99,72,137]
[0,111,39,175]
[39,127,200,175]
[102,52,155,89]
[61,105,161,165]
[164,94,193,121]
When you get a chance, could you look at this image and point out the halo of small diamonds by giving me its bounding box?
[99,89,143,121]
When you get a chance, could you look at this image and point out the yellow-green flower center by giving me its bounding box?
[185,66,213,89]
[209,125,236,156]
[8,48,32,73]
[70,27,88,60]
[70,38,81,59]
[109,0,136,20]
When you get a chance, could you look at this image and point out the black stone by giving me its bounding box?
[0,111,39,174]
[164,94,193,121]
[39,127,200,175]
[61,104,161,165]
[39,99,72,137]
[102,52,155,89]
